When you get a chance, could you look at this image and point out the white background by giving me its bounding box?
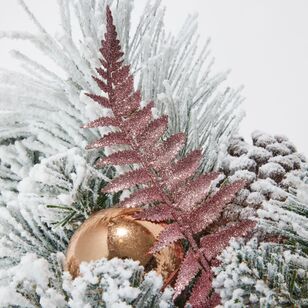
[0,0,307,154]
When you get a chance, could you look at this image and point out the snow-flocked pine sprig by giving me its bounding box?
[214,239,308,307]
[83,6,255,307]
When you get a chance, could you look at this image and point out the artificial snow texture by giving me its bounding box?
[0,255,173,308]
[213,239,308,307]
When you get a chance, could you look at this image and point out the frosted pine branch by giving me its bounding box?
[213,239,308,307]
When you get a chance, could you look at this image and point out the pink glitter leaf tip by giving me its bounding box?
[173,249,201,299]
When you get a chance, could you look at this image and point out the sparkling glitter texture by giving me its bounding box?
[200,221,255,261]
[82,6,255,307]
[173,249,201,298]
[149,223,184,254]
[190,180,248,234]
[118,186,163,208]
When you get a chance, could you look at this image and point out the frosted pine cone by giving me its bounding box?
[220,131,307,220]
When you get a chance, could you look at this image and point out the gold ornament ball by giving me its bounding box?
[66,208,183,282]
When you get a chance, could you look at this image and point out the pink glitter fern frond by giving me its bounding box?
[82,116,119,128]
[173,249,201,299]
[118,187,163,208]
[150,132,186,168]
[188,270,212,307]
[82,6,255,306]
[102,169,150,193]
[96,150,140,166]
[136,116,169,150]
[149,223,185,254]
[134,204,174,222]
[175,172,220,211]
[190,180,248,234]
[86,132,129,149]
[200,220,256,261]
[85,93,111,108]
[163,150,203,191]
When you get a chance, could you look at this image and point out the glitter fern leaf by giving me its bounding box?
[83,6,255,307]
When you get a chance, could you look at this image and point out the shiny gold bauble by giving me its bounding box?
[66,208,183,283]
